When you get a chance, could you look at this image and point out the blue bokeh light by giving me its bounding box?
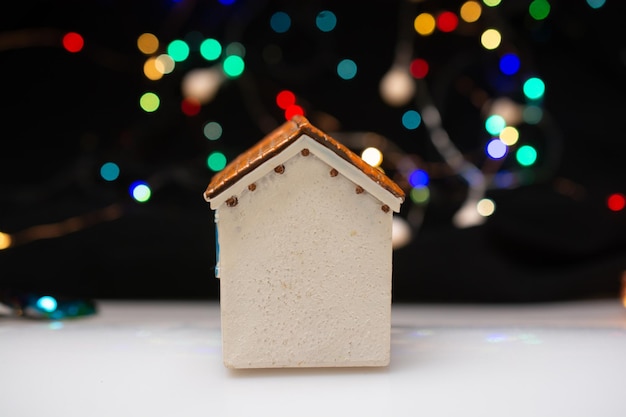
[130,181,152,203]
[270,12,291,33]
[37,296,58,313]
[337,59,357,80]
[499,53,521,75]
[409,169,429,187]
[316,10,337,32]
[100,162,120,181]
[402,110,422,130]
[486,139,508,159]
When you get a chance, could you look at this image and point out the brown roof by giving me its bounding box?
[204,115,405,201]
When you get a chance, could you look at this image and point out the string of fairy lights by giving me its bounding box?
[0,0,622,252]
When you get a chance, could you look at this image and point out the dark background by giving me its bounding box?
[1,0,625,302]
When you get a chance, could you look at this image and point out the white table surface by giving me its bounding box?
[2,299,626,417]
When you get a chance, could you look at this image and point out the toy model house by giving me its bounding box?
[204,115,405,368]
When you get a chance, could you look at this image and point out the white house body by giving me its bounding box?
[205,117,404,368]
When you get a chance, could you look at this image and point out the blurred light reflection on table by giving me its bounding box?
[1,300,625,417]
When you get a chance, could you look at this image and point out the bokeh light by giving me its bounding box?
[499,126,520,145]
[276,90,296,109]
[485,114,506,135]
[143,57,163,81]
[155,54,175,74]
[523,77,545,100]
[337,59,357,80]
[223,55,245,77]
[476,198,496,217]
[226,42,246,57]
[361,147,383,167]
[182,67,223,104]
[167,40,190,62]
[218,0,236,5]
[137,33,159,54]
[0,232,11,250]
[380,68,415,106]
[130,181,151,203]
[270,11,291,33]
[499,53,521,75]
[436,11,459,33]
[316,10,337,32]
[414,13,436,36]
[483,0,501,6]
[100,162,120,181]
[200,38,222,60]
[204,122,223,140]
[62,32,84,53]
[139,92,160,112]
[481,29,501,50]
[410,58,429,79]
[460,1,482,22]
[402,110,422,130]
[523,105,543,124]
[36,296,58,313]
[608,193,626,212]
[516,145,538,166]
[410,187,430,204]
[409,169,429,187]
[529,0,551,20]
[586,0,606,9]
[181,97,201,116]
[207,152,227,172]
[486,139,507,159]
[285,104,304,120]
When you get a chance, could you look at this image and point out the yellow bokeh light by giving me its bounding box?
[476,198,496,217]
[143,57,163,81]
[155,54,175,74]
[414,13,436,36]
[483,0,501,6]
[481,29,502,50]
[0,232,12,250]
[361,147,383,167]
[137,33,159,55]
[460,1,482,22]
[499,126,520,146]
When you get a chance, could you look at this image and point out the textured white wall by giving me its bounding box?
[216,146,393,368]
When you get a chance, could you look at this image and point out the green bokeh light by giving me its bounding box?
[523,77,545,100]
[485,114,506,135]
[140,92,160,112]
[200,38,222,61]
[223,55,245,78]
[410,187,430,204]
[207,152,227,171]
[529,0,550,21]
[167,40,190,62]
[516,145,538,166]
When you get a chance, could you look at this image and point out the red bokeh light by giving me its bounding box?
[410,58,429,79]
[181,98,201,116]
[436,11,459,33]
[607,193,626,212]
[62,32,84,53]
[284,104,304,120]
[276,90,296,110]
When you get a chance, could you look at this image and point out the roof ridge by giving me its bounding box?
[204,116,405,202]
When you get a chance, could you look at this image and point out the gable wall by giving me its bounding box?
[216,147,392,368]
